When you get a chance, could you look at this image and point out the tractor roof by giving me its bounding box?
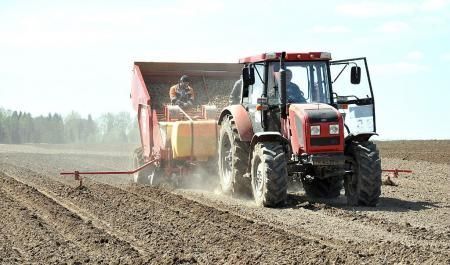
[239,52,332,64]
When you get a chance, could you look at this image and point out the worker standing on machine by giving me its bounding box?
[169,75,195,108]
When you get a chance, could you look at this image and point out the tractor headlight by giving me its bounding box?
[329,124,339,135]
[310,125,321,136]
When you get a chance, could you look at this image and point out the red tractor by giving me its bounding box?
[218,52,381,207]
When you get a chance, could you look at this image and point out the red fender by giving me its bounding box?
[218,105,254,142]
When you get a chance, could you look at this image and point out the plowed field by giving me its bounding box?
[0,141,449,264]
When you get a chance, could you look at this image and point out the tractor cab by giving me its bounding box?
[237,52,376,139]
[243,56,332,106]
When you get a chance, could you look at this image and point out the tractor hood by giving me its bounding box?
[288,103,345,154]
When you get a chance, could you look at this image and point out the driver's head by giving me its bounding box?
[179,75,190,88]
[285,69,293,82]
[273,66,293,82]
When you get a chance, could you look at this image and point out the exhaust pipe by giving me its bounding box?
[279,51,287,118]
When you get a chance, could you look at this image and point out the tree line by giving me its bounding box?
[0,108,139,144]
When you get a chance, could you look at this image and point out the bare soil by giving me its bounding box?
[0,141,449,264]
[376,140,450,165]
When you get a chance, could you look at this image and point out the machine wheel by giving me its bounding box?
[302,177,343,199]
[147,163,163,186]
[218,115,251,196]
[344,141,382,206]
[132,147,150,184]
[251,142,288,207]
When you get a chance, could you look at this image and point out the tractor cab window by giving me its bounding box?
[268,61,331,105]
[246,63,266,133]
[249,64,265,104]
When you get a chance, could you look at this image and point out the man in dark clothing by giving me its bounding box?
[229,69,306,105]
[285,69,306,104]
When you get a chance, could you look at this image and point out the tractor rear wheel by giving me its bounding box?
[344,141,382,206]
[251,142,288,207]
[132,147,150,184]
[302,177,343,199]
[218,115,251,196]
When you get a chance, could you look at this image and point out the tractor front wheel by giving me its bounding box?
[344,141,382,206]
[251,142,288,207]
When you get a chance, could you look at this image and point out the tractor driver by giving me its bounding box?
[169,75,195,108]
[285,69,307,104]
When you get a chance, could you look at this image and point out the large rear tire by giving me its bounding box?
[218,115,251,196]
[251,142,288,207]
[302,177,343,199]
[344,141,382,206]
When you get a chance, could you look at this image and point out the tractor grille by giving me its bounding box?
[310,137,340,146]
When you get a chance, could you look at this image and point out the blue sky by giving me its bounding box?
[0,0,449,139]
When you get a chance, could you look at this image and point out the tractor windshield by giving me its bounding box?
[268,61,331,105]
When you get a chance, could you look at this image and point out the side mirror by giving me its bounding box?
[351,66,361,84]
[242,66,255,87]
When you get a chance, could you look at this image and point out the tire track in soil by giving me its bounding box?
[310,202,450,250]
[2,164,334,264]
[0,243,25,265]
[128,186,348,250]
[3,173,152,260]
[1,162,449,264]
[0,182,86,264]
[22,151,446,250]
[0,172,146,264]
[176,189,450,257]
[316,203,450,247]
[22,152,446,248]
[285,193,450,249]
